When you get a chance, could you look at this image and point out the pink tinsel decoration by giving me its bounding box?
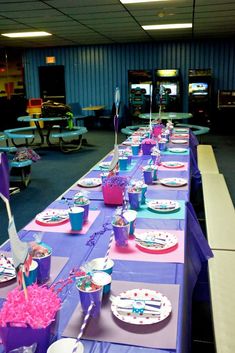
[0,284,61,329]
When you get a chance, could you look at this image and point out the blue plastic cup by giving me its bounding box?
[141,184,148,204]
[131,145,140,156]
[69,206,84,231]
[119,157,128,170]
[23,260,38,287]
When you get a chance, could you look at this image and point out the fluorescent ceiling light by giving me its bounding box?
[1,31,52,38]
[142,23,192,30]
[120,0,168,3]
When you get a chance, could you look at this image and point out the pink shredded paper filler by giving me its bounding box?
[0,284,61,329]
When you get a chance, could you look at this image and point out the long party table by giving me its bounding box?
[0,130,212,353]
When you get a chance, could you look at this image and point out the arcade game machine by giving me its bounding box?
[128,70,152,118]
[154,69,181,112]
[188,69,212,126]
[217,90,235,131]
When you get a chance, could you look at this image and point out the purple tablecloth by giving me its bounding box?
[0,130,212,353]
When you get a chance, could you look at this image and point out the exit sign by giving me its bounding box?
[46,56,56,64]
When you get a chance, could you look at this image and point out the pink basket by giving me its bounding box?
[102,185,124,205]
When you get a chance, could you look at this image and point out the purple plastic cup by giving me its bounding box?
[77,285,103,318]
[34,252,52,284]
[128,191,141,210]
[112,222,130,247]
[141,143,156,155]
[151,154,157,163]
[78,202,89,224]
[143,170,153,185]
[158,141,167,151]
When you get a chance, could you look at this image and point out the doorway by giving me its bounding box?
[38,65,66,103]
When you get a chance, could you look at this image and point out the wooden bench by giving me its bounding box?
[50,126,88,153]
[200,172,235,353]
[201,173,235,250]
[208,250,235,353]
[197,145,219,174]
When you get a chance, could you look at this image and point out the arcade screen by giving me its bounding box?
[131,83,151,95]
[189,82,208,95]
[160,82,178,96]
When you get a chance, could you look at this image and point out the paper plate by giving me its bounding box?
[135,231,178,253]
[173,128,188,133]
[172,133,189,138]
[168,148,188,153]
[159,178,187,187]
[122,140,133,146]
[171,139,188,144]
[99,161,111,169]
[35,209,69,226]
[111,288,172,325]
[147,199,180,213]
[0,255,16,283]
[161,161,185,169]
[77,178,102,188]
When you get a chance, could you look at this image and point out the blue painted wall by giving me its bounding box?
[23,39,235,114]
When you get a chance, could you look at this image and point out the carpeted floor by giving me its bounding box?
[0,129,125,244]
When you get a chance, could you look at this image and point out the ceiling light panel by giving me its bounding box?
[1,31,52,38]
[143,23,192,29]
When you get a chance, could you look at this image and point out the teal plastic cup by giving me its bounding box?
[141,184,148,204]
[131,145,140,156]
[69,206,84,231]
[119,157,128,170]
[23,260,38,287]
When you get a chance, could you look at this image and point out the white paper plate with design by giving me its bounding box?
[172,133,189,138]
[174,128,188,133]
[99,161,111,169]
[171,139,188,144]
[122,139,133,146]
[159,178,187,187]
[147,199,180,213]
[0,255,16,283]
[111,288,172,325]
[35,209,69,226]
[168,148,188,153]
[77,178,102,188]
[135,231,178,253]
[161,161,185,169]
